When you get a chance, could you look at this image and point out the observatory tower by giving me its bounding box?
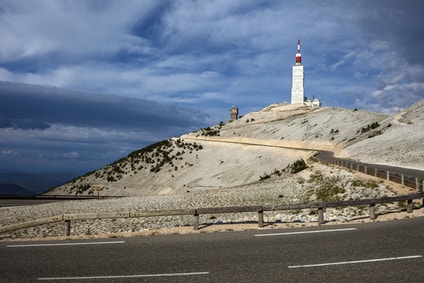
[291,39,305,104]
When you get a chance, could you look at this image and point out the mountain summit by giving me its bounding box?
[47,101,424,196]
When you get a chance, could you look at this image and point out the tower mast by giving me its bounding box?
[296,39,302,65]
[291,39,305,104]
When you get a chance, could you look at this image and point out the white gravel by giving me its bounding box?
[1,163,407,240]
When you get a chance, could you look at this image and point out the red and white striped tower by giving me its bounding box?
[295,39,302,65]
[291,39,305,104]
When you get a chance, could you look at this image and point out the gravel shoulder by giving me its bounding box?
[3,208,424,243]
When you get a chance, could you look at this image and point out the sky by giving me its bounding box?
[0,0,423,176]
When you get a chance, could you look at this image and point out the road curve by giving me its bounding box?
[184,136,424,183]
[315,151,424,182]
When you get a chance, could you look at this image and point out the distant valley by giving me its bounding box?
[0,172,79,195]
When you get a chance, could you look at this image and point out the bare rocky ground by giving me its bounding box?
[340,99,424,170]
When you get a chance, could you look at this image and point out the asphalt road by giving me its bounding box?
[2,217,424,282]
[315,151,424,180]
[0,198,66,207]
[0,196,100,207]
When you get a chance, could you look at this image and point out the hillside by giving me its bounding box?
[47,101,419,197]
[340,99,424,170]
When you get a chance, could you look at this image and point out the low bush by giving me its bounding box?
[290,159,308,174]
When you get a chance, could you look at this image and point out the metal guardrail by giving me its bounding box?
[1,192,423,237]
[0,195,106,200]
[315,157,424,192]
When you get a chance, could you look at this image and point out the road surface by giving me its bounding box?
[1,217,424,282]
[185,136,424,182]
[315,151,424,181]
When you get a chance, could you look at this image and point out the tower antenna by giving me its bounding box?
[296,39,302,64]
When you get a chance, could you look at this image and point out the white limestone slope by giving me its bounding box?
[198,103,388,152]
[50,140,313,196]
[48,100,424,196]
[340,99,424,170]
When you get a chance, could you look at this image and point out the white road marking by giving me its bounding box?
[7,241,125,248]
[37,272,210,281]
[288,255,422,269]
[255,227,357,237]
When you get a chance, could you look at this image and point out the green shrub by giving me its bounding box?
[260,174,271,180]
[309,172,345,202]
[290,159,308,174]
[353,180,378,188]
[315,185,345,202]
[361,122,380,133]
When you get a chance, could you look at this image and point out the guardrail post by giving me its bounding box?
[356,164,360,171]
[369,203,376,220]
[416,178,420,192]
[407,199,413,213]
[64,220,71,236]
[258,210,264,228]
[386,171,390,181]
[318,207,325,225]
[401,174,405,186]
[193,211,199,231]
[374,168,378,177]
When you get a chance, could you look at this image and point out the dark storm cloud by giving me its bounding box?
[0,80,209,173]
[0,116,49,130]
[0,81,208,131]
[352,0,424,65]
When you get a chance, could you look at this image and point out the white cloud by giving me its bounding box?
[2,0,420,115]
[1,0,424,174]
[0,0,161,62]
[0,149,17,156]
[62,151,79,159]
[330,51,357,71]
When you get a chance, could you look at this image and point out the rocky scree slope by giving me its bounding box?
[341,99,424,170]
[47,103,401,197]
